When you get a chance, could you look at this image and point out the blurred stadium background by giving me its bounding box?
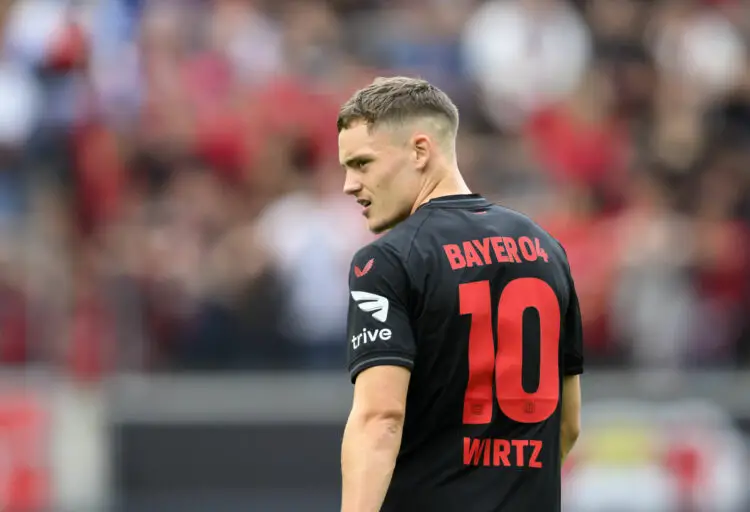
[0,0,747,510]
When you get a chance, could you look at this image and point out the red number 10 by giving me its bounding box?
[459,278,560,425]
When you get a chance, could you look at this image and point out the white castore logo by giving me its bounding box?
[350,291,389,323]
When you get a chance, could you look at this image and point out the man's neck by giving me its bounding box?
[411,170,472,214]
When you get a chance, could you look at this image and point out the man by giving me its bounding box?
[339,77,583,512]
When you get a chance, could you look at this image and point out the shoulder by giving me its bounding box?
[349,236,408,287]
[492,204,546,232]
[353,211,433,264]
[493,204,569,256]
[349,212,435,288]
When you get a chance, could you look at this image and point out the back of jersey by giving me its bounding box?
[346,195,584,512]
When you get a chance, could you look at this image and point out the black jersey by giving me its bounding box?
[346,194,584,512]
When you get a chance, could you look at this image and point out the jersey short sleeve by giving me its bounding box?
[563,282,584,376]
[346,244,416,384]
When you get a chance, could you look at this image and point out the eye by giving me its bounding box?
[353,159,369,170]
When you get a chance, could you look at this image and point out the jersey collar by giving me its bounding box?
[417,194,490,211]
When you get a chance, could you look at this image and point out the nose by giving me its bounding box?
[343,171,362,196]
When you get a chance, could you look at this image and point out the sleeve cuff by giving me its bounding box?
[349,354,415,383]
[564,366,583,376]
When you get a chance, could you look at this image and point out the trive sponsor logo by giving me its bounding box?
[351,327,392,350]
[463,437,544,468]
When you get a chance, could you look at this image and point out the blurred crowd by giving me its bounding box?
[0,0,748,378]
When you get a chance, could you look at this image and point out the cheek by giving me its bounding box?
[367,164,397,196]
[388,165,418,197]
[370,157,413,210]
[382,157,413,189]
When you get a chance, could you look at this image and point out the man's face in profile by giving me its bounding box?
[339,121,421,233]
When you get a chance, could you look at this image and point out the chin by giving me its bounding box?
[368,212,408,234]
[366,214,391,234]
[368,220,390,234]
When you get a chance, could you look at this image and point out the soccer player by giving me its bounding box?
[338,77,583,512]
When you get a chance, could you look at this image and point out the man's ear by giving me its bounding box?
[412,133,432,171]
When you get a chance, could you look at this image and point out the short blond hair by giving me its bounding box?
[337,76,459,138]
